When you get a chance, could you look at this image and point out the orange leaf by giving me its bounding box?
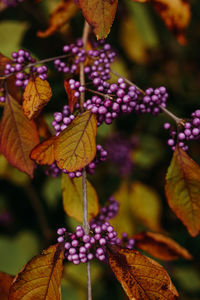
[9,243,65,300]
[64,79,78,114]
[55,111,97,172]
[0,272,14,300]
[107,244,179,300]
[23,76,52,120]
[78,0,118,39]
[134,231,192,261]
[165,147,200,237]
[30,136,57,165]
[37,0,78,38]
[62,173,99,222]
[0,94,39,177]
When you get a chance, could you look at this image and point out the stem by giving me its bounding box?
[85,87,113,100]
[80,20,92,300]
[158,105,184,125]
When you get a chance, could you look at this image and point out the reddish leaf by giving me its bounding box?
[107,244,179,300]
[134,231,192,261]
[23,76,52,120]
[64,79,78,114]
[0,272,14,300]
[0,53,11,76]
[9,243,64,300]
[37,0,78,38]
[165,147,200,237]
[0,94,39,177]
[78,0,118,39]
[55,111,97,172]
[30,136,57,165]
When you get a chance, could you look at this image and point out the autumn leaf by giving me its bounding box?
[55,111,97,172]
[35,114,52,139]
[0,94,39,177]
[37,0,78,38]
[165,147,200,237]
[23,76,52,120]
[30,136,57,165]
[78,0,118,39]
[9,243,65,300]
[134,231,192,261]
[64,79,78,114]
[107,244,179,300]
[62,173,99,222]
[0,272,14,300]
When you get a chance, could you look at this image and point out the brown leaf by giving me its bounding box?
[0,94,39,177]
[0,53,11,77]
[55,111,97,172]
[9,243,64,300]
[165,147,200,237]
[134,231,192,261]
[64,79,78,114]
[107,244,179,300]
[37,0,78,38]
[0,272,14,300]
[35,114,52,139]
[30,136,56,165]
[78,0,118,39]
[23,76,52,120]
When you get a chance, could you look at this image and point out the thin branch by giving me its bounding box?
[158,105,184,125]
[85,87,113,100]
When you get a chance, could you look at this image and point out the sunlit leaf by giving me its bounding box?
[62,173,99,222]
[78,0,118,39]
[0,271,14,300]
[134,231,192,261]
[30,136,56,165]
[55,111,97,172]
[37,0,78,38]
[23,76,52,120]
[9,243,64,300]
[165,147,200,237]
[107,244,179,300]
[0,94,39,177]
[64,79,78,114]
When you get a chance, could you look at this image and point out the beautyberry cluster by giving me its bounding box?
[0,84,6,103]
[2,0,23,7]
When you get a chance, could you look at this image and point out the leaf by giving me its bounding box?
[23,76,52,120]
[0,272,14,300]
[37,0,78,38]
[0,94,39,177]
[62,173,99,222]
[107,244,179,300]
[35,114,52,139]
[30,136,56,165]
[78,0,118,39]
[64,79,78,114]
[134,231,192,261]
[9,243,64,300]
[55,111,97,172]
[165,147,200,237]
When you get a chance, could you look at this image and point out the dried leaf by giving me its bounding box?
[55,111,97,172]
[78,0,118,39]
[9,243,64,300]
[134,231,192,261]
[0,94,39,177]
[23,76,52,120]
[165,147,200,237]
[64,79,78,114]
[37,0,78,38]
[62,173,99,222]
[30,136,57,165]
[0,272,14,300]
[107,244,179,300]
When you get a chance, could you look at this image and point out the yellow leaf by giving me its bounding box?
[165,147,200,237]
[9,244,64,300]
[62,173,99,222]
[55,111,97,172]
[23,76,52,120]
[107,245,179,300]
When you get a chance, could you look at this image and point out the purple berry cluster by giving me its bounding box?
[120,232,135,250]
[57,223,119,264]
[164,109,200,151]
[0,85,6,103]
[52,104,77,136]
[4,49,48,88]
[2,0,23,7]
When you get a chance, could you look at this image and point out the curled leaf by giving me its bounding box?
[107,244,179,300]
[9,243,64,300]
[30,136,57,165]
[64,79,78,114]
[0,271,14,300]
